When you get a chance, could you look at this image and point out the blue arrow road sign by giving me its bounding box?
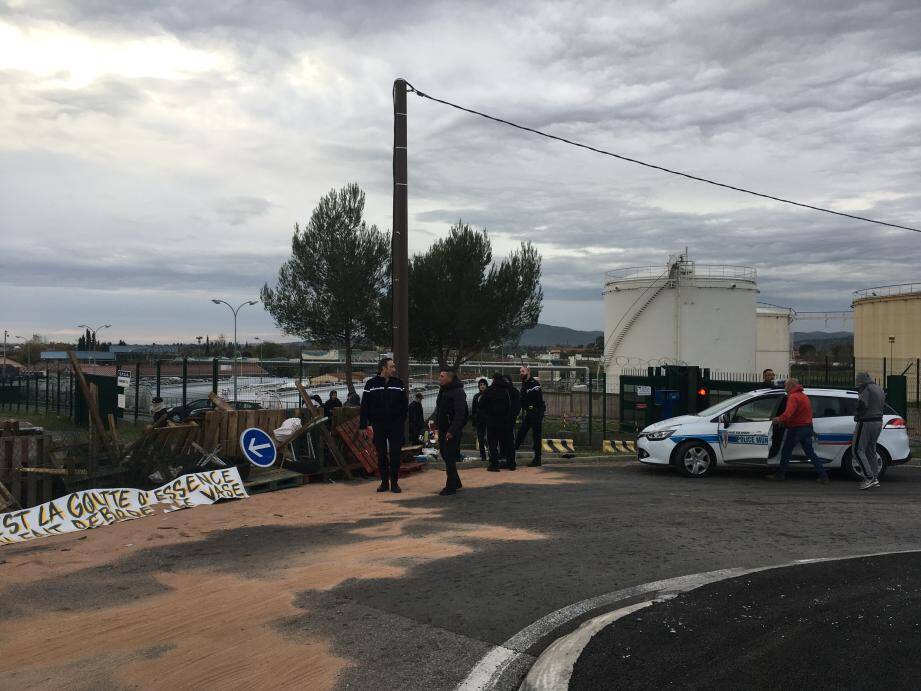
[240,427,277,468]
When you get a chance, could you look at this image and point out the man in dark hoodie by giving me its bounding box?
[499,374,520,470]
[853,372,885,490]
[434,367,468,495]
[471,378,489,462]
[481,373,515,472]
[359,357,408,493]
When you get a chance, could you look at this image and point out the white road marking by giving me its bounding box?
[520,601,652,691]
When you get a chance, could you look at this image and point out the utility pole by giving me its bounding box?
[392,78,409,385]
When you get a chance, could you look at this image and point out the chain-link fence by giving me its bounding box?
[5,356,918,447]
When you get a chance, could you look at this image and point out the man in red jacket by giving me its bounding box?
[766,378,829,483]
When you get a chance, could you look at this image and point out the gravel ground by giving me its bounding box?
[571,552,921,690]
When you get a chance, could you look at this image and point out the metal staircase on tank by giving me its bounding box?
[603,272,671,368]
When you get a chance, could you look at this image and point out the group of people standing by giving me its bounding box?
[472,369,546,472]
[357,357,545,496]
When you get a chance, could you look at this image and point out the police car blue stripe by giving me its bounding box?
[816,433,853,442]
[670,435,720,443]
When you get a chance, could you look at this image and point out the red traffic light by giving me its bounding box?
[697,387,709,397]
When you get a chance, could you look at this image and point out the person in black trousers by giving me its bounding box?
[433,367,468,495]
[471,378,489,462]
[359,357,408,493]
[407,392,425,444]
[499,374,520,469]
[481,373,513,472]
[515,366,546,467]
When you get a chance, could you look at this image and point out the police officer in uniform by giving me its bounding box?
[515,366,546,467]
[359,357,408,493]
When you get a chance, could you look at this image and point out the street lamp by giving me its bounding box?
[210,299,259,400]
[13,335,27,367]
[254,336,264,361]
[2,330,8,375]
[889,335,895,363]
[77,323,112,365]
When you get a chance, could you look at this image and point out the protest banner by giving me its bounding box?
[0,468,248,546]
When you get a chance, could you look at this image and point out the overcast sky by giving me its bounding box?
[2,0,919,345]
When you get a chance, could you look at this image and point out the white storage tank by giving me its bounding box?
[756,305,793,379]
[603,254,757,391]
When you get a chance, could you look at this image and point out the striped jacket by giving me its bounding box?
[359,376,408,429]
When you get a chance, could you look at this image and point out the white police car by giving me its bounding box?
[637,388,911,479]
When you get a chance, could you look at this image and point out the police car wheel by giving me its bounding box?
[843,446,889,481]
[675,441,715,478]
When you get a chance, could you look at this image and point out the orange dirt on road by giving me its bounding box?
[0,467,569,690]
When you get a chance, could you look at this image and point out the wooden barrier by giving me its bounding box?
[0,425,57,509]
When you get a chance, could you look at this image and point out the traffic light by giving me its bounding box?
[696,386,710,411]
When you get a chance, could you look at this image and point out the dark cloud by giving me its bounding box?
[215,195,272,226]
[1,0,920,339]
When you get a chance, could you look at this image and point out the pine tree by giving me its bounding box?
[262,183,390,393]
[409,221,542,368]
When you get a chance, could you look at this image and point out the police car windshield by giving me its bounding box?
[697,393,754,418]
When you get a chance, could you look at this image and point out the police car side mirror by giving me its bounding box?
[720,413,731,428]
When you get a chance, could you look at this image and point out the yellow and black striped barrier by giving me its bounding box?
[602,439,637,455]
[542,438,576,453]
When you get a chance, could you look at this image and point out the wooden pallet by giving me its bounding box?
[244,467,304,495]
[335,418,379,474]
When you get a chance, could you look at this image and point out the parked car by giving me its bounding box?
[637,387,910,479]
[166,398,261,422]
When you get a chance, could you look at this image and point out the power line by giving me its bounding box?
[405,82,921,235]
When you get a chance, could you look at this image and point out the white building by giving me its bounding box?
[755,305,794,378]
[603,254,759,391]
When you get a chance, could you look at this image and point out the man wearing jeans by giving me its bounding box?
[766,378,829,484]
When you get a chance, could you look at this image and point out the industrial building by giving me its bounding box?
[603,255,757,390]
[603,254,792,391]
[852,283,921,362]
[755,305,795,377]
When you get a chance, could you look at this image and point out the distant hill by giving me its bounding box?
[518,323,603,347]
[792,331,852,347]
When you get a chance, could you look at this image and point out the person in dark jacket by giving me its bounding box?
[481,373,514,472]
[500,375,520,469]
[345,389,361,406]
[515,366,546,467]
[408,392,425,443]
[433,368,468,495]
[359,357,408,493]
[853,372,885,490]
[471,378,489,462]
[323,390,342,427]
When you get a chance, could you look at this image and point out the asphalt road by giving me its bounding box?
[571,552,921,690]
[289,463,921,689]
[5,461,921,690]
